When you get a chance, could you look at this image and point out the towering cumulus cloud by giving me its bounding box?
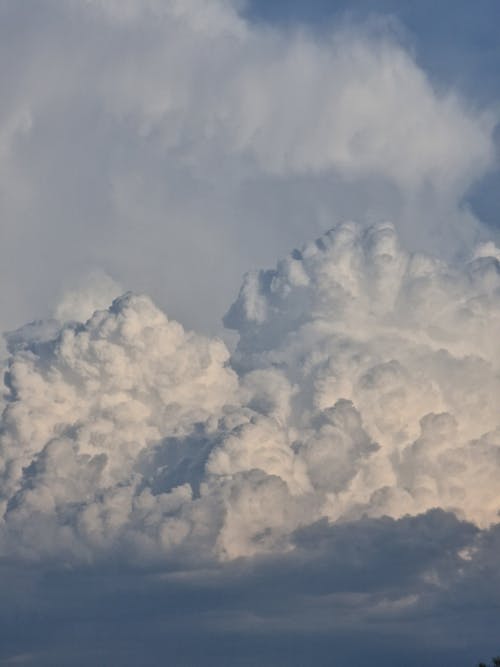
[1,222,500,564]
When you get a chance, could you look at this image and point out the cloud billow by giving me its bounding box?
[2,222,500,664]
[1,2,500,663]
[2,222,500,569]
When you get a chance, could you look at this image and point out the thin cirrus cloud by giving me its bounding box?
[1,1,500,665]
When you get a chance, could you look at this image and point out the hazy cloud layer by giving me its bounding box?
[0,0,497,334]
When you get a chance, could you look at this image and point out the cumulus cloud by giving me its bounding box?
[1,291,237,562]
[227,222,500,527]
[0,0,497,333]
[1,222,500,568]
[2,3,500,662]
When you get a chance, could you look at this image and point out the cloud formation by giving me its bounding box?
[2,223,500,568]
[0,0,497,334]
[1,3,500,663]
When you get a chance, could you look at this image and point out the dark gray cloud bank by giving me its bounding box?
[1,1,500,665]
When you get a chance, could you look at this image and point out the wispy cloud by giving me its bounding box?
[0,0,496,333]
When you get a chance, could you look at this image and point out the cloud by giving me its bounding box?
[2,222,500,568]
[0,0,497,334]
[53,270,123,323]
[1,290,237,562]
[0,509,498,666]
[1,223,500,663]
[226,222,500,529]
[1,2,500,662]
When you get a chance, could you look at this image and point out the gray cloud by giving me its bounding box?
[0,0,497,335]
[0,511,498,666]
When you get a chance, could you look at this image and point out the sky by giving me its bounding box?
[1,1,500,665]
[248,1,500,105]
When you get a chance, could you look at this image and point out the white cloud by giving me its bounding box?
[2,223,500,564]
[227,223,500,529]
